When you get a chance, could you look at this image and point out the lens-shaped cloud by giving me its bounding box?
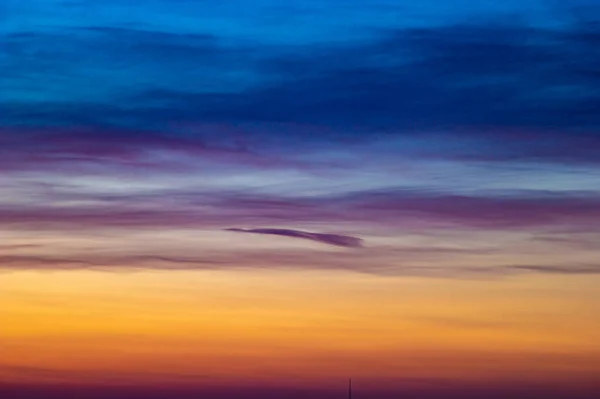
[225,228,364,248]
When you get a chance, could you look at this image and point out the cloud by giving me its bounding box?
[0,126,310,173]
[2,251,599,279]
[0,255,227,271]
[0,244,41,250]
[225,228,364,248]
[1,189,599,232]
[232,16,600,131]
[1,26,258,104]
[4,9,600,136]
[2,8,599,281]
[334,190,600,229]
[100,14,599,135]
[506,264,600,275]
[4,14,600,170]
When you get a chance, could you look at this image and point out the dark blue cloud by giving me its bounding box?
[4,10,600,134]
[177,19,600,130]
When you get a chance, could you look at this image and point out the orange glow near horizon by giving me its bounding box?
[2,268,600,391]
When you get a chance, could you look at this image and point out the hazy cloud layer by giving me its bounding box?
[2,0,600,279]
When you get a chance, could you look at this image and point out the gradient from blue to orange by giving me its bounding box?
[1,1,600,398]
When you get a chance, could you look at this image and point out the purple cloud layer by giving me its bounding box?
[2,127,600,174]
[2,191,599,231]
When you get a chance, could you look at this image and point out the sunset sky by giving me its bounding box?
[1,1,600,398]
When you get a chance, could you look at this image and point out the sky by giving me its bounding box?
[1,0,600,398]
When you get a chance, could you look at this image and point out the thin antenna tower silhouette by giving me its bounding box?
[348,378,352,399]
